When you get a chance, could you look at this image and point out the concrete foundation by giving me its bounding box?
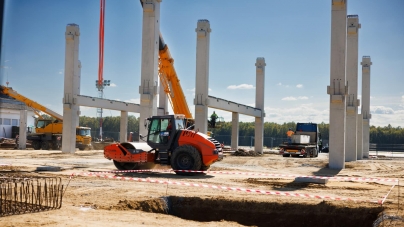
[194,19,211,134]
[254,58,266,154]
[138,0,161,139]
[345,15,360,162]
[361,56,372,158]
[328,0,348,169]
[295,177,329,184]
[62,24,81,153]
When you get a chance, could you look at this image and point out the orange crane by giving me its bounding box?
[158,40,192,119]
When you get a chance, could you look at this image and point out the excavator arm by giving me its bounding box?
[0,85,63,121]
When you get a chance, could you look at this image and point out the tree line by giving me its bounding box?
[70,115,403,144]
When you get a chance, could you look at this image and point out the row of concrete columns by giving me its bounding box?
[61,0,266,153]
[329,0,372,169]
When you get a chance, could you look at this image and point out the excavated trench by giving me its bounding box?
[105,196,383,227]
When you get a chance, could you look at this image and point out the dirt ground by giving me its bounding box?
[0,148,403,227]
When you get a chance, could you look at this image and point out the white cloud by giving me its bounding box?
[281,96,308,101]
[277,82,290,88]
[298,96,308,100]
[110,83,117,87]
[58,71,62,75]
[400,95,404,107]
[227,84,255,90]
[264,103,329,124]
[296,84,303,88]
[282,96,297,101]
[370,106,394,114]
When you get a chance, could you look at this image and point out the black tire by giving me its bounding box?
[41,141,50,150]
[282,154,290,157]
[113,160,139,170]
[200,165,210,171]
[32,141,41,150]
[171,145,202,175]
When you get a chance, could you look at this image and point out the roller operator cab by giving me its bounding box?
[104,114,223,175]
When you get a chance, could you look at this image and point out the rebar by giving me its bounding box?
[0,175,64,216]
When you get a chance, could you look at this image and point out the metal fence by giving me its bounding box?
[369,143,404,152]
[0,176,64,217]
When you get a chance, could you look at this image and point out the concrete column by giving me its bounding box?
[158,80,168,116]
[138,0,161,139]
[194,19,211,134]
[357,113,363,159]
[345,15,360,162]
[231,112,239,151]
[76,60,81,127]
[254,58,266,154]
[120,111,128,142]
[361,56,372,158]
[62,24,81,153]
[18,110,27,149]
[327,0,347,169]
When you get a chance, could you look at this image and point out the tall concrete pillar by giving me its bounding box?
[194,19,211,134]
[158,81,168,116]
[231,112,239,151]
[327,0,347,169]
[139,0,161,139]
[18,110,27,149]
[357,113,363,159]
[361,56,372,158]
[345,15,360,162]
[254,58,266,154]
[62,24,81,153]
[120,111,128,142]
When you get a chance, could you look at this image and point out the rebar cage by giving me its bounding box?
[0,175,64,216]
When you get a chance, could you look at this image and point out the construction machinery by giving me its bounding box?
[104,114,223,175]
[0,85,92,150]
[279,123,322,158]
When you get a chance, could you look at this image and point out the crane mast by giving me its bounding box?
[95,0,110,141]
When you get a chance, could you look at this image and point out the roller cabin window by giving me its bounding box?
[148,118,173,144]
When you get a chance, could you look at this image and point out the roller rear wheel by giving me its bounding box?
[171,145,202,175]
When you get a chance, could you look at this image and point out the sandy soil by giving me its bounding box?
[0,148,403,227]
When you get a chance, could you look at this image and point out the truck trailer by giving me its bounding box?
[279,123,322,158]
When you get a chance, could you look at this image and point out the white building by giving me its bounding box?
[0,95,35,138]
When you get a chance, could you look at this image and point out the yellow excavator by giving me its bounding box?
[0,85,92,150]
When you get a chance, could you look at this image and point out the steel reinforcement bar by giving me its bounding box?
[0,176,64,217]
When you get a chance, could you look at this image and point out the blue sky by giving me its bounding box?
[1,0,403,127]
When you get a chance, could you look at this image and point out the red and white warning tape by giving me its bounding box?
[71,172,384,204]
[74,169,399,183]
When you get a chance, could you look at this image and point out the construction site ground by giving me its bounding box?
[0,147,403,227]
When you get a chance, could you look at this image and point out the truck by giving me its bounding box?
[0,85,92,150]
[104,114,223,175]
[279,123,321,158]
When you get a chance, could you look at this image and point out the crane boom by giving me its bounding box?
[0,85,63,120]
[159,44,193,119]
